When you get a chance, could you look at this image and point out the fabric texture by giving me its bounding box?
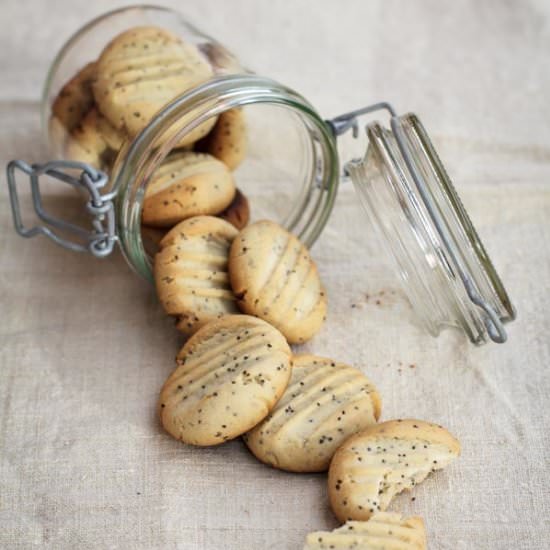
[1,1,549,548]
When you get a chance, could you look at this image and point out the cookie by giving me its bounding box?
[202,108,247,170]
[65,108,124,169]
[142,152,236,228]
[154,216,240,335]
[328,419,461,522]
[303,513,427,550]
[229,220,327,344]
[51,61,97,132]
[93,26,216,146]
[244,354,381,472]
[218,188,250,230]
[158,315,292,446]
[95,109,126,151]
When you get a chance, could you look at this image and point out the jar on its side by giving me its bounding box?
[42,5,340,281]
[7,4,513,345]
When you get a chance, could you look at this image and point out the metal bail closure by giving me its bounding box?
[326,104,516,344]
[6,160,117,258]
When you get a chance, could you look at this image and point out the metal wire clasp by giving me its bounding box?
[6,160,117,257]
[326,102,398,138]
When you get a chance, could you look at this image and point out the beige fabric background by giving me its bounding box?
[1,1,549,548]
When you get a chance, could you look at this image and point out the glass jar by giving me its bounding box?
[6,5,515,345]
[40,5,338,273]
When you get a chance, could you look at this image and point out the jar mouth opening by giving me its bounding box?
[347,113,515,345]
[110,75,339,282]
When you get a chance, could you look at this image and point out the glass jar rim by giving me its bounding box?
[109,74,339,282]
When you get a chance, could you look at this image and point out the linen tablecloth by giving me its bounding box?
[1,1,549,548]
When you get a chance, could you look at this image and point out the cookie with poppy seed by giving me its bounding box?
[228,220,327,344]
[158,314,292,446]
[303,512,426,550]
[142,151,236,227]
[328,419,461,522]
[244,354,381,472]
[51,61,97,133]
[65,108,125,169]
[154,216,240,335]
[93,26,216,146]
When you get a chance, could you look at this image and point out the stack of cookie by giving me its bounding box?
[51,26,247,170]
[154,216,460,549]
[50,26,249,250]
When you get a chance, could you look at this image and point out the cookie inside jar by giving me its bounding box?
[47,21,241,172]
[43,8,339,281]
[137,97,323,259]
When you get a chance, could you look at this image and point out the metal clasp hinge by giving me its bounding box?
[6,160,117,258]
[326,101,398,138]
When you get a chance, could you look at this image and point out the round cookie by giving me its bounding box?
[65,108,125,169]
[154,216,240,335]
[328,419,461,522]
[94,109,126,151]
[202,108,247,170]
[142,152,236,227]
[93,26,216,146]
[303,513,427,550]
[244,354,381,472]
[218,188,250,230]
[158,315,292,446]
[51,61,97,132]
[228,220,327,344]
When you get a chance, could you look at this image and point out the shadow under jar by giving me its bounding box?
[7,4,515,345]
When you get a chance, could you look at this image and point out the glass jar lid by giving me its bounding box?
[329,104,516,345]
